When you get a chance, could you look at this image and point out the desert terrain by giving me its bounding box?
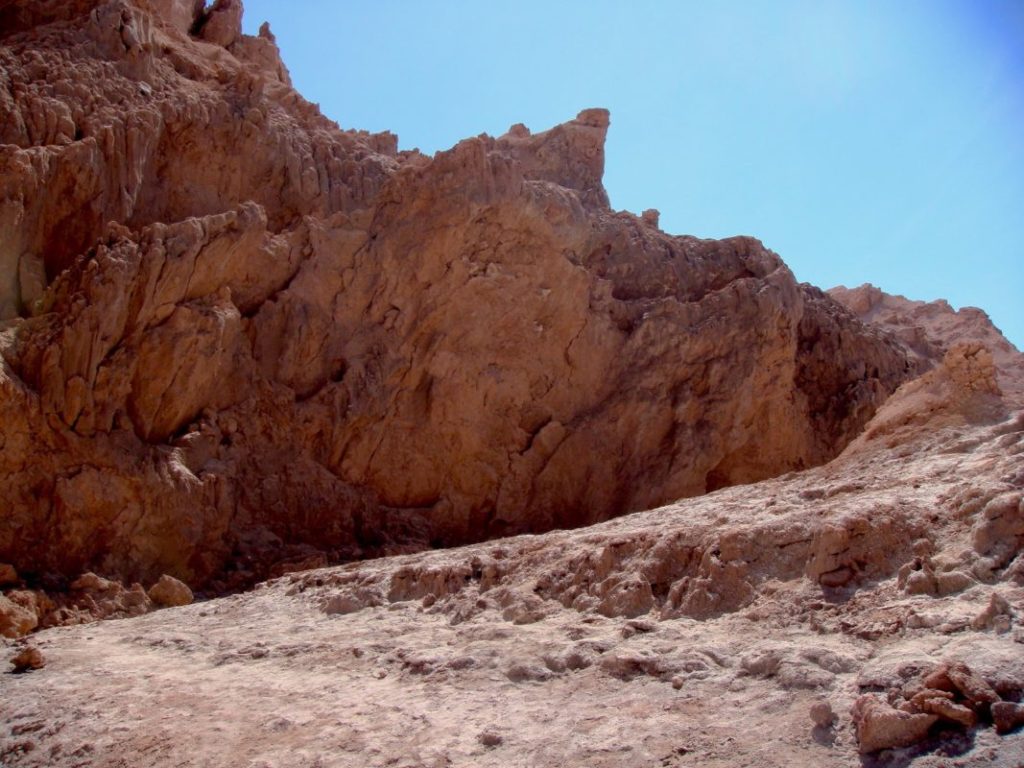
[1,1,1022,766]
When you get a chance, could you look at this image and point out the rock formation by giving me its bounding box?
[1,3,1023,765]
[0,0,921,592]
[829,283,1024,396]
[2,349,1021,766]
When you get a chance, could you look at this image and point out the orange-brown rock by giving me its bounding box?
[0,0,950,594]
[908,689,977,727]
[852,694,938,754]
[9,646,45,673]
[147,574,193,607]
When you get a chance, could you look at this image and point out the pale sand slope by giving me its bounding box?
[2,355,1023,768]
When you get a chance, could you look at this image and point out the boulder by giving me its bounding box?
[852,694,937,754]
[148,575,194,608]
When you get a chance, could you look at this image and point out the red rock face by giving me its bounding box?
[0,0,918,590]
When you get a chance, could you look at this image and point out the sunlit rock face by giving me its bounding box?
[0,0,921,590]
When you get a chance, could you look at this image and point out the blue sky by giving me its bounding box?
[242,1,1023,347]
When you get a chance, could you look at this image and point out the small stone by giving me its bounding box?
[810,700,835,727]
[147,575,194,608]
[971,592,1012,631]
[478,729,503,747]
[993,615,1012,634]
[10,646,45,673]
[506,662,553,683]
[992,701,1024,735]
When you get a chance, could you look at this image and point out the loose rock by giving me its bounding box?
[148,575,194,608]
[10,646,45,673]
[810,701,835,728]
[992,701,1024,735]
[852,694,938,754]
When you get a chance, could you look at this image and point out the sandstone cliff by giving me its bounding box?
[1,0,919,591]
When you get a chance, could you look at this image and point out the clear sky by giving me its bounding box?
[242,1,1023,348]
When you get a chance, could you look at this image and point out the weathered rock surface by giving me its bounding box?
[1,4,1023,764]
[2,384,1021,766]
[0,0,927,593]
[830,283,1024,398]
[852,694,938,754]
[0,595,37,638]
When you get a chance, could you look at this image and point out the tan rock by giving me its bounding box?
[0,594,38,638]
[197,0,242,47]
[641,208,660,228]
[851,694,938,754]
[971,592,1012,631]
[145,0,205,34]
[71,573,118,594]
[829,283,1024,398]
[810,700,835,728]
[148,575,194,607]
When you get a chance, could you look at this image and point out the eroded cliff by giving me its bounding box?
[0,0,920,591]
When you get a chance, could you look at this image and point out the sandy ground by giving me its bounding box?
[2,409,1023,768]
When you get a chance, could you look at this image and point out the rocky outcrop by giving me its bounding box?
[0,0,920,593]
[851,659,1016,753]
[830,283,1024,399]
